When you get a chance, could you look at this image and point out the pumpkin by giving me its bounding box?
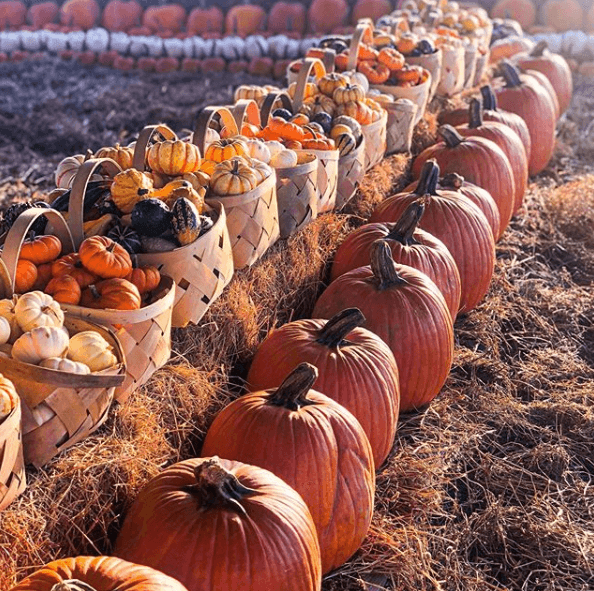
[15,259,38,294]
[247,309,400,467]
[225,3,266,36]
[514,41,573,114]
[147,140,201,176]
[489,36,535,64]
[204,138,249,163]
[371,160,496,313]
[202,363,374,574]
[494,62,557,176]
[110,169,153,214]
[210,157,258,195]
[95,143,134,169]
[333,115,363,141]
[130,199,173,238]
[525,68,560,120]
[68,330,117,371]
[358,61,391,84]
[318,72,349,97]
[151,180,205,213]
[0,316,10,347]
[270,149,298,168]
[268,1,306,35]
[313,241,454,412]
[412,125,516,236]
[20,235,62,265]
[244,139,271,164]
[307,0,348,34]
[102,0,143,32]
[0,296,23,344]
[247,159,273,183]
[455,99,528,215]
[142,4,186,33]
[12,325,69,365]
[52,253,98,288]
[302,94,337,118]
[351,0,392,25]
[126,266,161,294]
[331,201,462,320]
[32,262,53,292]
[170,198,201,246]
[268,117,307,142]
[80,279,141,311]
[0,371,17,423]
[336,101,373,125]
[490,0,536,28]
[188,5,224,36]
[39,357,90,374]
[59,0,100,29]
[45,275,82,305]
[541,0,583,32]
[79,236,133,279]
[15,291,64,332]
[115,457,322,591]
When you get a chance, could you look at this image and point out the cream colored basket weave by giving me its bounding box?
[376,98,418,155]
[0,396,25,511]
[437,42,465,97]
[336,138,366,210]
[464,43,478,88]
[407,48,442,100]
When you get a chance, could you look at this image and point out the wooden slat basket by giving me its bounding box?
[375,97,418,155]
[407,48,442,100]
[437,42,465,97]
[0,393,25,510]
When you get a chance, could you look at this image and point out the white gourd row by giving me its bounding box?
[529,30,594,61]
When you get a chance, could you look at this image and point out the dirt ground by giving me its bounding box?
[0,57,594,591]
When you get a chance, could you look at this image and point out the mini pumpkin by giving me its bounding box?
[52,253,98,288]
[210,157,258,195]
[68,330,117,372]
[111,168,154,214]
[126,266,161,294]
[147,140,201,176]
[44,275,82,305]
[0,296,23,343]
[0,316,10,347]
[336,132,357,157]
[270,149,298,168]
[15,291,64,332]
[0,372,17,422]
[79,236,133,279]
[80,278,141,311]
[12,325,69,365]
[15,259,38,294]
[318,72,349,97]
[39,356,91,374]
[151,179,205,212]
[204,138,249,163]
[95,143,134,169]
[20,235,62,265]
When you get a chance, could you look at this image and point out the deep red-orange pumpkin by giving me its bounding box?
[454,99,528,215]
[307,0,348,34]
[225,3,266,37]
[59,0,100,29]
[142,4,186,34]
[115,456,322,591]
[247,308,400,467]
[313,240,454,412]
[187,4,224,36]
[268,1,306,35]
[371,160,496,314]
[9,556,189,591]
[523,68,560,120]
[202,363,374,574]
[331,201,462,319]
[514,41,573,114]
[0,0,26,28]
[27,1,58,28]
[493,62,557,176]
[101,0,142,32]
[351,0,392,25]
[412,125,516,235]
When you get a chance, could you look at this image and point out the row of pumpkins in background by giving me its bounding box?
[4,3,574,590]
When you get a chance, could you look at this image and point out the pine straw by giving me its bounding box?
[2,111,594,591]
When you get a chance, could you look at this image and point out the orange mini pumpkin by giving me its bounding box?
[19,235,62,265]
[268,116,307,142]
[81,278,141,310]
[52,253,98,288]
[126,266,161,294]
[147,140,201,176]
[15,259,38,294]
[204,138,249,163]
[45,275,82,305]
[79,236,133,279]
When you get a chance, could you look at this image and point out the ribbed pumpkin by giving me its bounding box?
[147,140,201,176]
[371,160,496,314]
[524,68,560,120]
[454,99,528,215]
[202,363,375,574]
[81,278,141,311]
[331,201,461,319]
[412,125,516,235]
[94,143,134,170]
[541,0,583,32]
[313,241,454,412]
[9,555,189,591]
[247,308,400,467]
[111,169,153,214]
[514,41,572,114]
[115,456,322,591]
[493,62,557,176]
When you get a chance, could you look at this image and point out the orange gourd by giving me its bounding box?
[81,278,141,311]
[101,0,142,31]
[19,235,62,265]
[59,0,100,29]
[79,236,133,279]
[44,275,82,305]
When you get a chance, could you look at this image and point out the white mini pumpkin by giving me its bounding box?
[68,331,117,372]
[0,299,20,343]
[0,373,18,423]
[15,292,64,333]
[245,139,271,164]
[265,140,285,159]
[39,357,91,374]
[270,149,298,168]
[205,127,221,147]
[12,326,69,365]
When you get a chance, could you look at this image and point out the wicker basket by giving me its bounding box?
[437,42,465,97]
[473,47,490,87]
[407,48,442,100]
[195,106,280,269]
[376,98,418,155]
[360,110,388,170]
[0,396,25,511]
[286,49,336,86]
[464,43,478,89]
[336,137,366,210]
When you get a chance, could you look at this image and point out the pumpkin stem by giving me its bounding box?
[370,240,407,290]
[499,61,523,88]
[439,124,465,148]
[386,199,425,245]
[267,363,318,411]
[530,40,548,58]
[88,284,100,300]
[468,98,483,129]
[480,85,498,111]
[440,172,465,190]
[415,159,440,196]
[316,308,366,348]
[190,458,258,518]
[50,581,98,591]
[83,150,93,162]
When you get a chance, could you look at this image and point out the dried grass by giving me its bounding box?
[2,102,594,591]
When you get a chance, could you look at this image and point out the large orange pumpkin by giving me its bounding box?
[27,2,59,28]
[101,0,142,32]
[202,363,375,574]
[59,0,100,29]
[9,556,190,591]
[331,201,462,320]
[490,0,536,29]
[142,4,186,34]
[307,0,348,34]
[187,5,224,36]
[0,0,26,28]
[246,308,400,467]
[268,1,306,35]
[541,0,583,32]
[225,3,266,37]
[371,160,496,315]
[115,456,322,591]
[313,240,455,412]
[351,0,392,25]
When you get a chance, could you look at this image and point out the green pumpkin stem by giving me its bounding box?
[316,308,366,348]
[499,61,523,88]
[439,124,465,148]
[480,85,498,111]
[468,98,483,129]
[530,40,548,58]
[191,458,258,518]
[440,172,465,190]
[415,159,440,196]
[50,581,97,591]
[387,199,425,245]
[268,363,318,411]
[370,240,407,290]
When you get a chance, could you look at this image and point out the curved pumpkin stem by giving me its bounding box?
[370,240,407,290]
[439,125,465,148]
[386,200,425,246]
[530,40,548,58]
[440,172,465,191]
[468,98,483,129]
[499,61,523,88]
[268,363,318,411]
[51,581,98,591]
[480,85,498,112]
[316,308,366,348]
[415,159,440,196]
[190,458,258,517]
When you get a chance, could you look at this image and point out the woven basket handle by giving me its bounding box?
[293,57,326,112]
[347,23,374,71]
[132,124,178,171]
[0,208,75,298]
[320,48,336,73]
[192,106,239,155]
[230,99,261,131]
[260,92,293,126]
[69,158,123,250]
